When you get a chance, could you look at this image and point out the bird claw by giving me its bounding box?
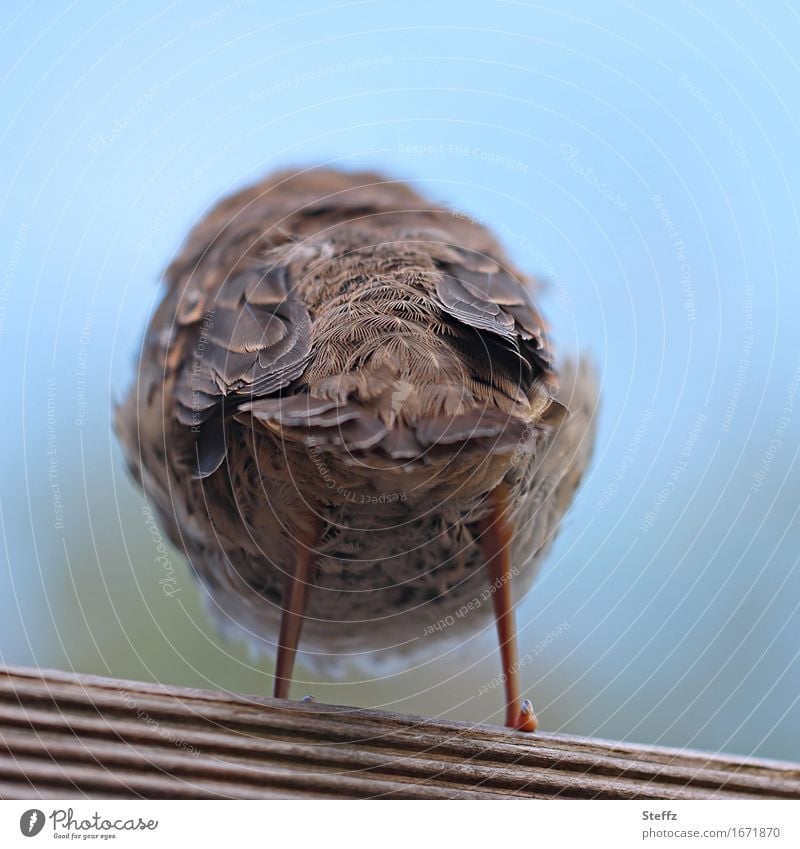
[508,699,538,732]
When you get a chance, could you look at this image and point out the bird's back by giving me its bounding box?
[116,168,596,666]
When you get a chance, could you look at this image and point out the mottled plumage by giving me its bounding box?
[117,167,597,729]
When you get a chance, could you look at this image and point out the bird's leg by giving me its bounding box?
[479,484,538,732]
[273,516,321,700]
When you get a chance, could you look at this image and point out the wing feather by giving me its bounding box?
[171,263,313,477]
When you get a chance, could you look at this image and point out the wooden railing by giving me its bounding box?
[0,665,797,799]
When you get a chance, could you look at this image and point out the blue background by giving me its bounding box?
[1,0,798,761]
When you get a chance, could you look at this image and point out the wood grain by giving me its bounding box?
[0,665,797,800]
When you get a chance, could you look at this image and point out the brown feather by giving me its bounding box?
[115,166,597,667]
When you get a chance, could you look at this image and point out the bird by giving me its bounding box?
[116,167,597,732]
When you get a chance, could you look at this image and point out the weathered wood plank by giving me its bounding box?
[0,665,797,799]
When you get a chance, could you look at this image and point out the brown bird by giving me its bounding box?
[117,167,597,731]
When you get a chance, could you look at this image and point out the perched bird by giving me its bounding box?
[117,168,596,731]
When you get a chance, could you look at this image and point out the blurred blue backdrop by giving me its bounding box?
[1,0,798,761]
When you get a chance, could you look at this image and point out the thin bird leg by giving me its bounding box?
[479,484,538,732]
[273,517,321,700]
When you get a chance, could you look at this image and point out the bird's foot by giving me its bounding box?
[507,699,538,732]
